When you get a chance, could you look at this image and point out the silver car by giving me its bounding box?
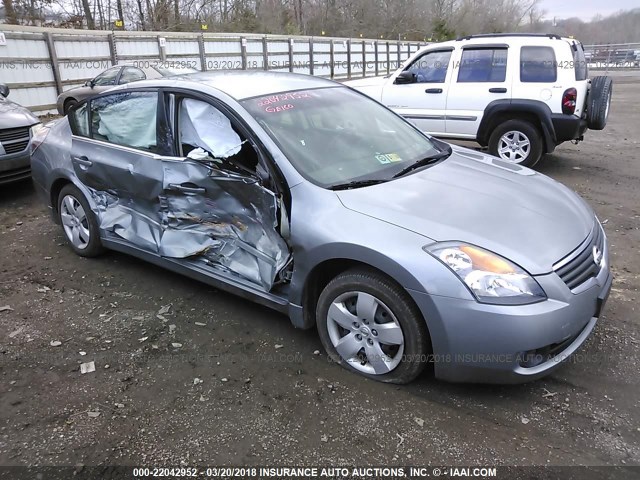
[31,72,612,384]
[56,63,198,115]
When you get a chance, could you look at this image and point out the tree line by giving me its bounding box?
[1,0,638,44]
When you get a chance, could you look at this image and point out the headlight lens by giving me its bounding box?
[424,242,546,305]
[30,122,44,137]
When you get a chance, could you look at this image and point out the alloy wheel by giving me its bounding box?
[497,130,531,163]
[60,194,90,250]
[326,291,405,375]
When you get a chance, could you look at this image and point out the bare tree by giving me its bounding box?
[8,0,638,45]
[80,0,95,29]
[2,0,19,24]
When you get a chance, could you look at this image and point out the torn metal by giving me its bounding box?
[89,159,290,291]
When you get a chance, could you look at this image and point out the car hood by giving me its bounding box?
[343,76,389,88]
[336,147,595,275]
[0,97,39,129]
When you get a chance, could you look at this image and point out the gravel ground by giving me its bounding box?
[0,80,638,474]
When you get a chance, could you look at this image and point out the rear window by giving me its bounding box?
[457,48,508,83]
[572,43,588,81]
[520,46,557,83]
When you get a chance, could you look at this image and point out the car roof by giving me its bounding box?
[420,33,576,51]
[124,71,340,100]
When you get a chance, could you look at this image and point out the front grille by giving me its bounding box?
[519,330,582,368]
[0,127,30,155]
[554,224,605,290]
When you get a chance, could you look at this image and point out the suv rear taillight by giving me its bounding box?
[562,88,577,115]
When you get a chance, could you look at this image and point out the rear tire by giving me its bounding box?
[488,119,543,168]
[316,268,430,384]
[57,184,104,258]
[587,76,612,130]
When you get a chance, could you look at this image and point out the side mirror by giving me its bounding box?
[85,79,95,88]
[394,71,417,85]
[0,83,9,97]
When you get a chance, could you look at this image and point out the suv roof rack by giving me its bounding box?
[456,33,562,41]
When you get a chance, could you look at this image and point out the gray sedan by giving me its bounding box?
[31,72,612,384]
[55,63,198,115]
[0,82,41,184]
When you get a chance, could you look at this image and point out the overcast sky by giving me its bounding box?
[538,0,638,21]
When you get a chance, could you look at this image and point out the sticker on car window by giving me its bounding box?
[375,153,403,164]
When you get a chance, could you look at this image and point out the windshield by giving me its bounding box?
[241,87,441,187]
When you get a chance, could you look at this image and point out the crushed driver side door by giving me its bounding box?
[156,93,291,291]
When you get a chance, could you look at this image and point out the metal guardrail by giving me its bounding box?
[0,25,424,113]
[583,43,640,70]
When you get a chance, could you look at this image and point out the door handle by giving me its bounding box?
[169,183,206,194]
[72,156,93,167]
[489,88,507,93]
[425,88,443,94]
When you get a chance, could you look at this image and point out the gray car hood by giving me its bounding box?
[0,97,39,129]
[336,148,594,275]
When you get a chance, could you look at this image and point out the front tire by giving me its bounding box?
[63,98,78,115]
[316,268,430,384]
[488,119,543,168]
[57,184,104,257]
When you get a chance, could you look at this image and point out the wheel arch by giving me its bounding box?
[50,177,73,222]
[478,99,556,154]
[289,245,432,331]
[49,175,98,224]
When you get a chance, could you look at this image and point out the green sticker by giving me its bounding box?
[375,153,403,164]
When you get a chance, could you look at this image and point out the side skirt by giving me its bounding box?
[101,237,291,314]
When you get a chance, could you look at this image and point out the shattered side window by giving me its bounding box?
[90,92,158,152]
[69,102,89,137]
[177,98,261,176]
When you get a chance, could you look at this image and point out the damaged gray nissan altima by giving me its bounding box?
[31,71,612,384]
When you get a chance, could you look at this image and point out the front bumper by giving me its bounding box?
[408,263,612,384]
[0,150,31,184]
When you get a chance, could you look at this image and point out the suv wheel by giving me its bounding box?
[489,120,543,167]
[587,76,613,130]
[316,268,430,384]
[57,184,104,257]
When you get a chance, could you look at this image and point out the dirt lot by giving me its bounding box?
[1,79,639,473]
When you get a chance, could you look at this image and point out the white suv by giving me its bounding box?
[346,33,612,167]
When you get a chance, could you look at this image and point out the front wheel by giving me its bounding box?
[316,268,430,384]
[488,119,543,168]
[57,184,104,257]
[63,98,78,115]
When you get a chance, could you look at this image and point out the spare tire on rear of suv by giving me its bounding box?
[587,76,612,130]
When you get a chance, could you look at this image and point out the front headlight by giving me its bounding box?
[30,122,44,137]
[424,242,546,305]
